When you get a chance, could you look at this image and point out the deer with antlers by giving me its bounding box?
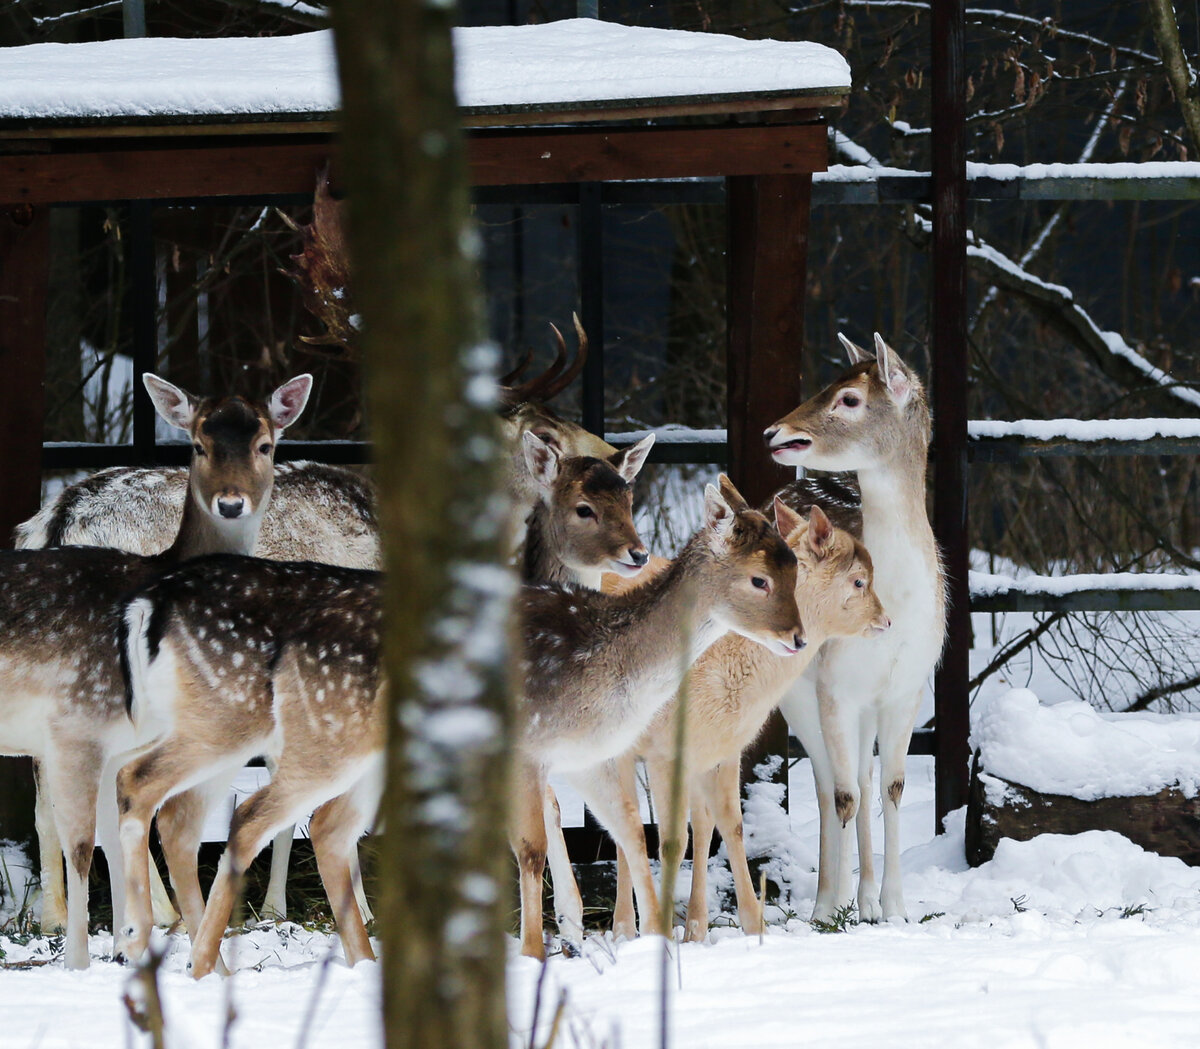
[764,333,946,924]
[0,372,311,969]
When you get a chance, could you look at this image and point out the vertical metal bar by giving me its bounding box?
[122,0,146,37]
[578,182,605,436]
[128,201,158,459]
[931,0,971,828]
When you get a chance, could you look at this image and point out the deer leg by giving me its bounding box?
[642,753,689,936]
[854,715,882,923]
[33,760,68,933]
[705,760,764,938]
[309,784,377,967]
[157,777,234,940]
[612,847,637,941]
[42,745,102,970]
[685,774,717,942]
[350,846,374,925]
[816,686,864,921]
[542,785,583,950]
[877,695,920,921]
[190,776,317,979]
[511,759,549,960]
[565,759,662,939]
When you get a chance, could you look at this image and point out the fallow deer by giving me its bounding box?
[764,333,946,923]
[605,505,890,942]
[0,372,311,969]
[114,558,384,977]
[512,475,805,959]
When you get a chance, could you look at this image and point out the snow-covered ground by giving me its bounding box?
[4,750,1200,1048]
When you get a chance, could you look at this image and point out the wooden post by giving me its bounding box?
[0,203,50,852]
[726,171,812,795]
[931,0,971,827]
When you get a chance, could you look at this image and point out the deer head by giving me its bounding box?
[780,504,890,640]
[144,373,313,558]
[762,333,930,472]
[522,432,655,579]
[702,475,805,657]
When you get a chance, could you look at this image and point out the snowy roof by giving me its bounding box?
[0,21,850,129]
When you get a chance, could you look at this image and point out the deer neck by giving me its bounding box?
[160,485,266,564]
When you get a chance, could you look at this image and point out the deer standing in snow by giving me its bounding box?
[513,475,805,958]
[604,504,890,942]
[23,318,606,931]
[0,372,311,968]
[764,333,946,923]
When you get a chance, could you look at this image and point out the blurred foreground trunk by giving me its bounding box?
[332,5,512,1048]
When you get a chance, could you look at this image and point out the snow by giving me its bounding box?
[973,689,1200,800]
[969,417,1200,441]
[971,569,1200,596]
[0,22,849,125]
[5,749,1200,1047]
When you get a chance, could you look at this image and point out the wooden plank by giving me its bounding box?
[0,124,826,204]
[469,124,827,187]
[0,204,49,548]
[970,434,1200,461]
[726,171,813,799]
[971,587,1200,613]
[931,0,971,828]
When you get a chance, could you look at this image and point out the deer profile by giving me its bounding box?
[764,332,946,924]
[0,372,311,969]
[607,504,890,942]
[512,475,805,958]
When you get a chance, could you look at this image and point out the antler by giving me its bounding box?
[498,314,589,408]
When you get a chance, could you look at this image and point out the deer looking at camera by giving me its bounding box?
[0,372,311,969]
[602,504,889,943]
[513,475,805,959]
[764,333,946,924]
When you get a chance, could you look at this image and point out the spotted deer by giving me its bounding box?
[114,558,383,977]
[24,317,606,932]
[513,475,805,959]
[0,372,312,969]
[604,504,890,942]
[764,333,946,923]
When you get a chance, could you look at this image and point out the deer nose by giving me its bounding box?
[217,496,246,519]
[792,632,807,651]
[629,548,649,567]
[763,427,779,446]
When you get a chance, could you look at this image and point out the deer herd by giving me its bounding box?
[2,321,944,975]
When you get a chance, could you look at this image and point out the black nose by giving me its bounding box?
[218,497,245,519]
[793,633,806,650]
[763,427,779,446]
[630,549,649,567]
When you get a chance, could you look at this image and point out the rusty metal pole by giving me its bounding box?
[931,0,971,828]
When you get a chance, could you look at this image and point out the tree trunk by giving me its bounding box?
[331,6,511,1049]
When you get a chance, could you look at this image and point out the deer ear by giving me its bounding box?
[522,430,560,490]
[143,374,198,432]
[716,474,749,514]
[873,334,913,406]
[610,433,655,483]
[773,496,804,540]
[269,374,313,430]
[838,332,873,366]
[703,483,737,539]
[806,505,835,557]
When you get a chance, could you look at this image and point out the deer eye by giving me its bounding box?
[193,442,206,456]
[751,576,769,591]
[839,391,861,409]
[259,442,273,455]
[576,505,595,519]
[854,578,866,589]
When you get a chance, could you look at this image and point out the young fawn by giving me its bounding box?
[0,372,311,969]
[764,333,946,923]
[607,505,889,942]
[513,475,805,959]
[115,558,383,977]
